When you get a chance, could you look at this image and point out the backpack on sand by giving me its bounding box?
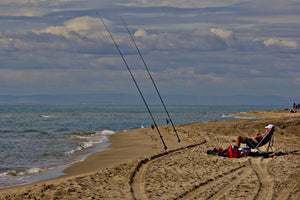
[227,145,241,158]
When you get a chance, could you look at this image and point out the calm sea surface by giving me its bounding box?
[0,104,285,188]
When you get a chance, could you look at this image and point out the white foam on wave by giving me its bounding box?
[221,114,233,118]
[0,130,117,188]
[64,129,115,155]
[221,113,257,120]
[234,116,257,119]
[0,166,65,188]
[0,171,8,177]
[0,167,43,178]
[27,167,43,174]
[40,115,53,118]
[96,129,116,135]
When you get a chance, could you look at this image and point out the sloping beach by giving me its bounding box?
[1,110,299,199]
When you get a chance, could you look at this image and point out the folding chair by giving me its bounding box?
[245,126,275,152]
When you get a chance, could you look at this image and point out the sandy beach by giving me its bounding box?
[1,110,299,199]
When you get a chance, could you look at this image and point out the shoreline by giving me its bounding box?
[0,124,191,193]
[1,110,299,199]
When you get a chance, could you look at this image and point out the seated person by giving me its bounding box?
[235,124,274,148]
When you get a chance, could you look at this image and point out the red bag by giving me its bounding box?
[227,145,241,158]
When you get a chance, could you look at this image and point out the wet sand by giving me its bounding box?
[1,110,299,199]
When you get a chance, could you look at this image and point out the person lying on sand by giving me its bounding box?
[207,146,283,158]
[235,124,274,148]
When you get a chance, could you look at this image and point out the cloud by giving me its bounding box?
[0,0,57,16]
[0,0,87,6]
[0,0,47,4]
[117,0,250,8]
[210,28,234,39]
[0,31,69,52]
[132,29,229,53]
[34,16,109,39]
[264,38,298,49]
[134,29,148,38]
[0,17,120,58]
[0,69,68,84]
[158,68,225,84]
[0,0,299,100]
[0,37,14,51]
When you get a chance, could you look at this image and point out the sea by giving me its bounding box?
[0,104,285,188]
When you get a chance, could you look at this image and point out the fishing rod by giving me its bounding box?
[96,13,167,150]
[120,17,181,144]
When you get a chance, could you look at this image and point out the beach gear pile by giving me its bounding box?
[207,124,283,158]
[207,145,284,158]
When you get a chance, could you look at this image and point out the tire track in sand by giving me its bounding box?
[249,158,275,200]
[175,165,247,200]
[274,181,299,200]
[130,139,278,200]
[129,141,206,200]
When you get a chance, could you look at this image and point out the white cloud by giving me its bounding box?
[35,16,108,39]
[210,28,234,39]
[264,38,298,49]
[0,38,14,51]
[134,29,148,38]
[0,0,299,100]
[131,29,229,52]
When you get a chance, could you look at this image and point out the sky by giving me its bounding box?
[0,0,299,105]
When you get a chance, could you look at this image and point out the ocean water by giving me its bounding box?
[0,104,285,188]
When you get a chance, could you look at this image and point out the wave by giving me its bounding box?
[0,129,43,134]
[40,115,53,118]
[55,128,71,132]
[64,129,115,155]
[23,129,40,133]
[0,167,43,178]
[77,130,116,136]
[233,116,257,119]
[0,130,14,133]
[39,131,50,135]
[0,129,116,187]
[95,129,115,135]
[221,114,233,118]
[0,165,65,188]
[221,113,257,119]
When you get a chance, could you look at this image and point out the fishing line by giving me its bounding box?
[120,17,181,144]
[96,13,167,150]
